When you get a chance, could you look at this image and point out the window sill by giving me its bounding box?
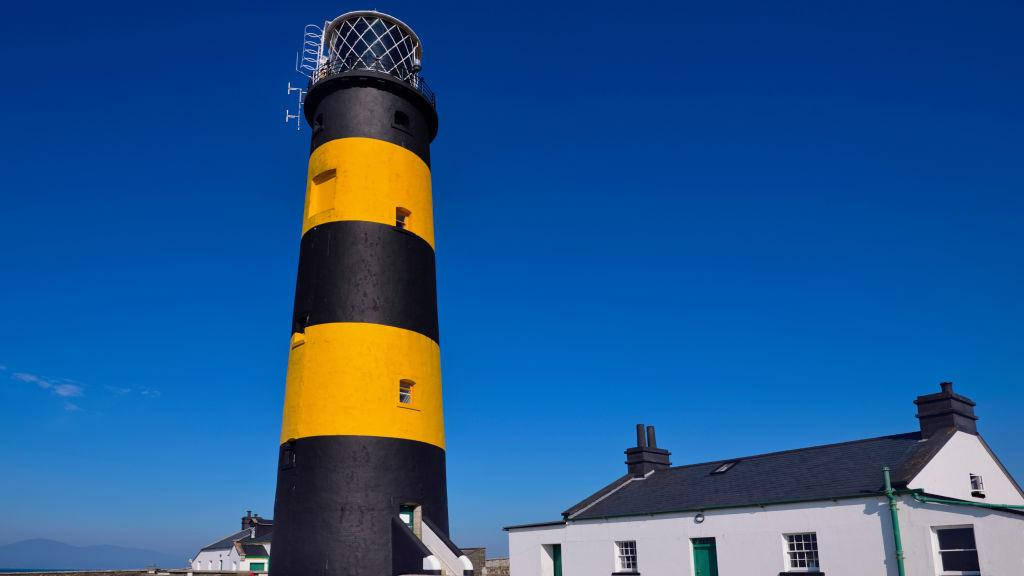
[779,572,824,576]
[612,572,640,576]
[397,404,420,411]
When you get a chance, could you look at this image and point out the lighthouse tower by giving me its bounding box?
[271,11,469,576]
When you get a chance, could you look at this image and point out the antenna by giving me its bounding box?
[284,82,306,131]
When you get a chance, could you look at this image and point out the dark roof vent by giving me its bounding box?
[914,381,978,437]
[625,424,671,478]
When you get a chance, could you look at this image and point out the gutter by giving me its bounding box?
[883,467,907,576]
[503,519,567,532]
[910,492,1024,511]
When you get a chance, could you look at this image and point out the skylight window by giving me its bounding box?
[711,461,739,474]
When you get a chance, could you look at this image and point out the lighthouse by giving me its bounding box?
[271,11,470,576]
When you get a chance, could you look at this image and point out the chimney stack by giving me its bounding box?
[915,382,978,437]
[242,510,256,531]
[625,424,671,478]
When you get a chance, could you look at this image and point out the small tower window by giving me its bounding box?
[399,379,415,404]
[399,504,416,530]
[308,168,337,217]
[396,207,412,229]
[280,440,296,470]
[393,110,410,129]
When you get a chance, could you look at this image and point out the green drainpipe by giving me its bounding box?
[882,472,1024,576]
[883,467,907,576]
[911,492,1024,510]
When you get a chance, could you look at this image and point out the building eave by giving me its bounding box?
[503,520,568,532]
[567,491,893,523]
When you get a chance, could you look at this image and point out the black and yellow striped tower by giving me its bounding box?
[271,11,465,576]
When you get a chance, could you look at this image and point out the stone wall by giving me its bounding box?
[484,557,509,576]
[462,547,486,576]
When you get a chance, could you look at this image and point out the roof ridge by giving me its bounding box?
[561,473,633,517]
[198,528,250,551]
[568,472,652,519]
[664,431,921,472]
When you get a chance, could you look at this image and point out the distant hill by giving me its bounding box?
[0,538,183,570]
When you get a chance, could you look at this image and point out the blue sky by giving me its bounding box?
[1,0,1023,562]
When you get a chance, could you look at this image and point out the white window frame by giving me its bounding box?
[931,524,980,576]
[969,474,985,493]
[614,540,638,573]
[783,532,820,572]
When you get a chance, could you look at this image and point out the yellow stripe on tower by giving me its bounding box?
[281,322,445,449]
[303,137,435,247]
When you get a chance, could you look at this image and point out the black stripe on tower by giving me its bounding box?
[304,70,438,165]
[272,436,449,576]
[291,220,439,342]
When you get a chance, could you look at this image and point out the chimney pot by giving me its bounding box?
[625,423,671,477]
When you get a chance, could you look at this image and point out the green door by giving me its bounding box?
[552,544,562,576]
[691,538,718,576]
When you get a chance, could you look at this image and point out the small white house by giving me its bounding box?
[507,383,1024,576]
[192,511,272,573]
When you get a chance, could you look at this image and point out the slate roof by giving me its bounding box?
[240,544,269,557]
[240,529,274,545]
[201,529,251,552]
[562,430,955,521]
[199,520,274,553]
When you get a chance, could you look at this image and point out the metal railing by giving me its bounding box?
[310,56,436,107]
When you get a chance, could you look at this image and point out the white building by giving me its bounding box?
[191,511,272,573]
[507,383,1024,576]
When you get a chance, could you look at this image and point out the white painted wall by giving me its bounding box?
[900,497,1024,575]
[909,431,1024,505]
[509,496,1024,576]
[192,543,269,572]
[512,498,889,576]
[192,546,237,571]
